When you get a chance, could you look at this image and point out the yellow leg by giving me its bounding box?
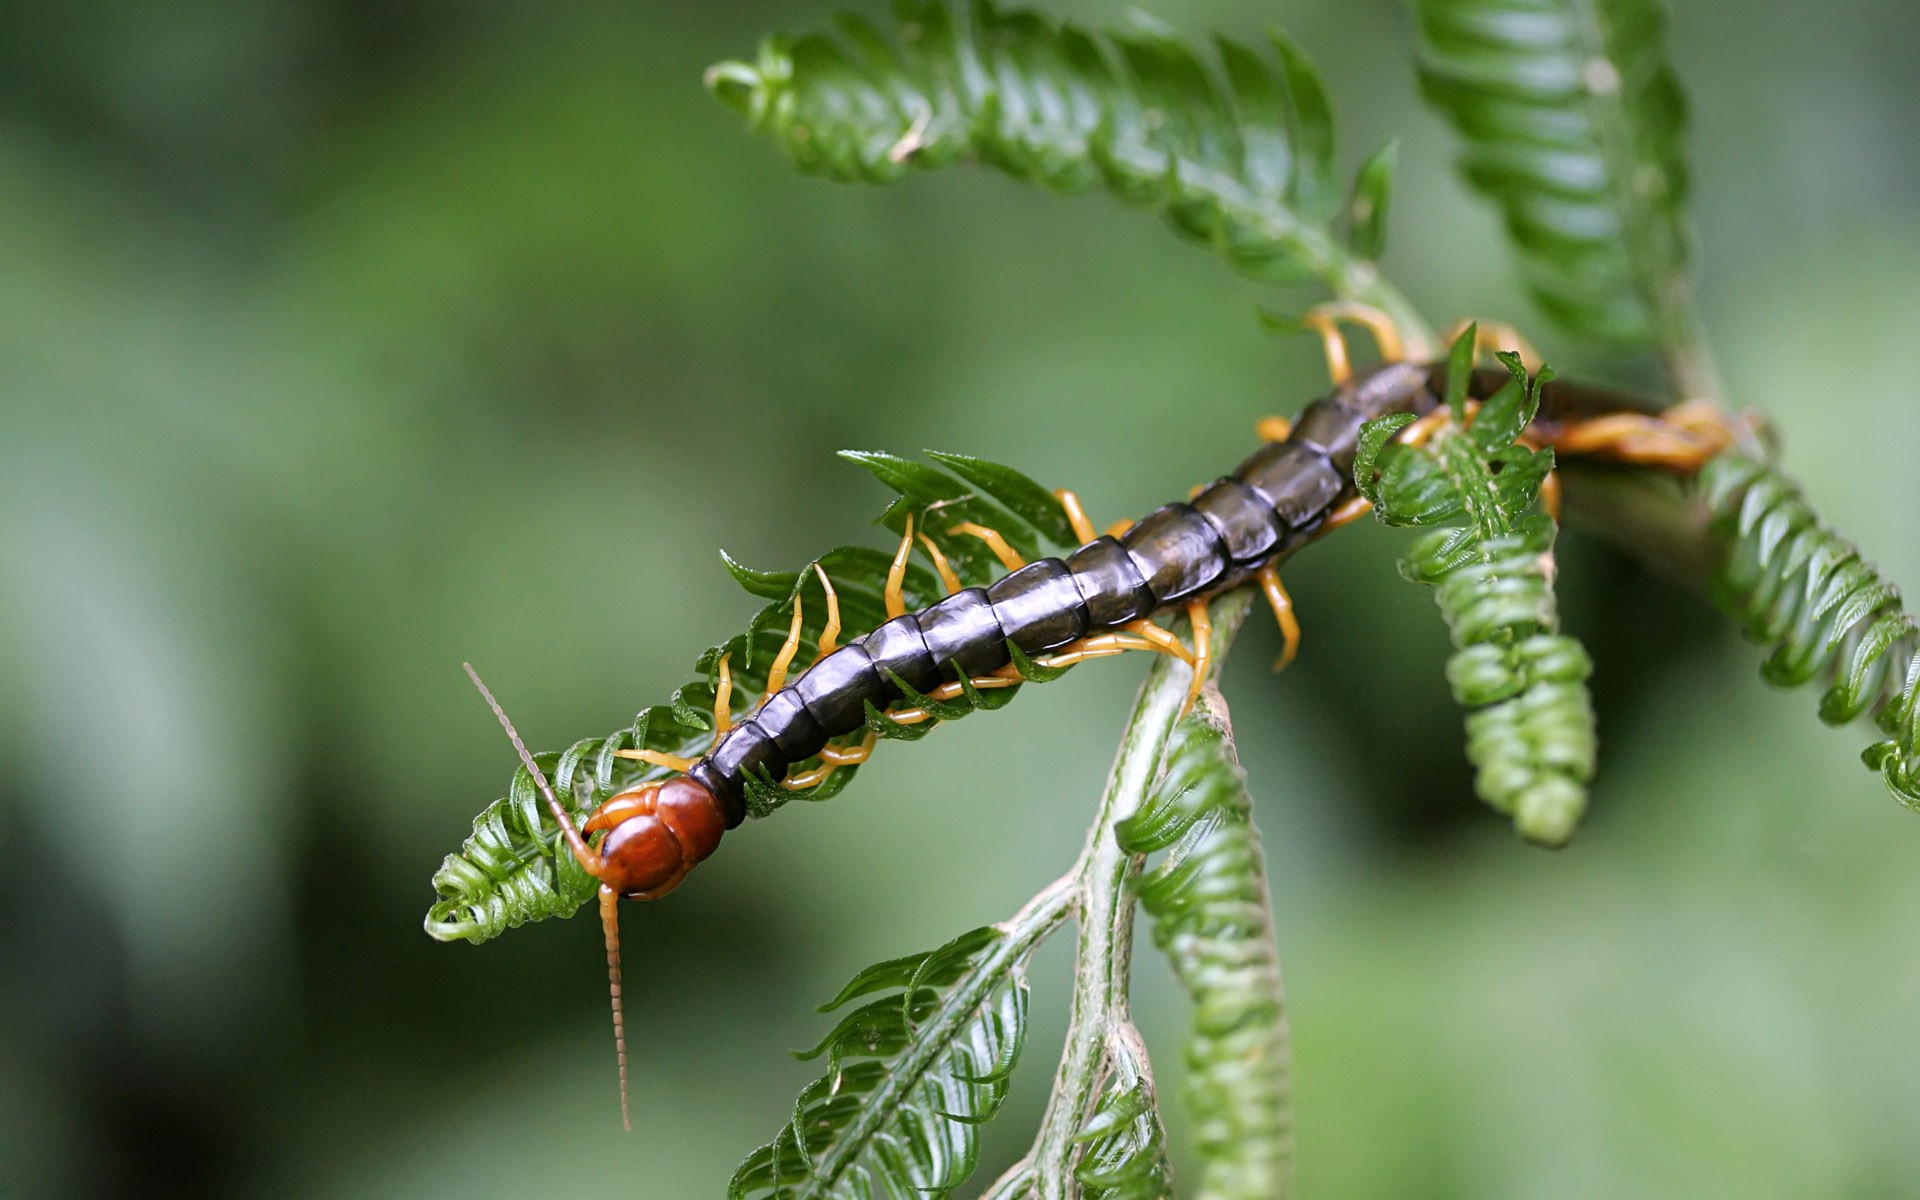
[1301,301,1409,385]
[1104,519,1135,539]
[1256,415,1293,442]
[917,533,964,595]
[761,594,805,701]
[613,748,698,772]
[1321,496,1373,531]
[1255,564,1301,671]
[949,522,1026,572]
[1183,600,1212,714]
[813,563,841,657]
[885,514,916,620]
[709,652,734,746]
[781,732,879,791]
[1055,489,1100,545]
[1123,618,1196,664]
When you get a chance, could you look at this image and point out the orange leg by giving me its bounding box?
[884,514,916,620]
[1123,618,1196,664]
[1055,489,1100,545]
[1183,600,1213,714]
[614,747,697,772]
[1255,564,1301,671]
[1301,300,1409,385]
[781,732,879,790]
[708,652,734,748]
[1538,406,1739,471]
[1105,519,1136,539]
[917,532,964,595]
[1321,496,1374,531]
[1256,414,1293,442]
[950,521,1026,572]
[760,594,806,701]
[813,563,841,657]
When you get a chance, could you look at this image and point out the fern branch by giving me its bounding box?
[1414,0,1711,388]
[708,0,1436,356]
[1021,593,1252,1199]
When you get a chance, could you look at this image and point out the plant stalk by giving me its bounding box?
[1012,592,1253,1198]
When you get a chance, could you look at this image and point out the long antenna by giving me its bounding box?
[462,663,631,1130]
[462,662,596,872]
[600,885,633,1132]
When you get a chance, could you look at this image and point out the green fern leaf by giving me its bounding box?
[729,926,1038,1199]
[1074,1075,1176,1200]
[707,1,1420,328]
[1414,0,1693,344]
[1700,453,1920,810]
[1117,706,1293,1200]
[425,450,1082,943]
[1359,330,1597,845]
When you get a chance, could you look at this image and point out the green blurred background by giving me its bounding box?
[2,0,1917,1196]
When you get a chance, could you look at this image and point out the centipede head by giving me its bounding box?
[583,776,727,900]
[464,663,725,1130]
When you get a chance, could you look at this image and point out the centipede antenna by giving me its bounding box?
[599,884,633,1132]
[462,662,598,873]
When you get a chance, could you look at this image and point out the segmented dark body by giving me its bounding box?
[690,361,1632,823]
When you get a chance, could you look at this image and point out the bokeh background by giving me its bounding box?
[3,0,1918,1196]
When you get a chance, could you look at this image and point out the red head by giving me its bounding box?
[583,777,728,899]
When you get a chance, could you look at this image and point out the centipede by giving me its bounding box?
[454,306,1743,1127]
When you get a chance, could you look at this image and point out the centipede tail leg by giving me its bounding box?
[1255,564,1302,671]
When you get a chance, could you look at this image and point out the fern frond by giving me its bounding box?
[1356,331,1597,845]
[1075,1073,1176,1200]
[1413,0,1693,346]
[729,917,1058,1199]
[707,0,1429,341]
[1701,454,1920,810]
[425,451,1077,944]
[1117,705,1292,1199]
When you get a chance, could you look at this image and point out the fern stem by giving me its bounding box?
[1021,592,1253,1198]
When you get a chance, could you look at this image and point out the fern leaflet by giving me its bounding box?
[729,910,1063,1199]
[707,0,1431,345]
[1355,330,1597,845]
[1701,453,1920,809]
[1117,702,1293,1199]
[1413,0,1694,348]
